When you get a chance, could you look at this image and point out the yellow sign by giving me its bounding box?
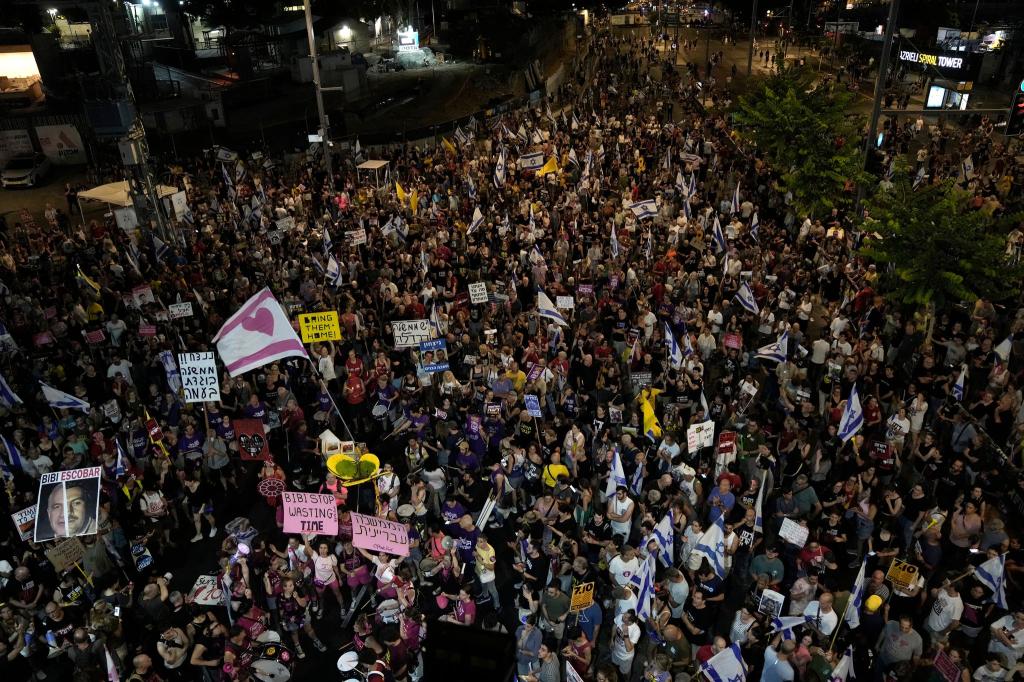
[570,581,595,611]
[298,311,342,343]
[886,558,920,589]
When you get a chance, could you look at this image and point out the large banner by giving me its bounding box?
[35,124,87,165]
[351,511,409,556]
[282,492,338,535]
[178,352,220,403]
[0,130,33,167]
[34,467,102,542]
[391,319,432,348]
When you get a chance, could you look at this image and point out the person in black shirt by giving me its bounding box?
[681,591,714,646]
[582,510,612,563]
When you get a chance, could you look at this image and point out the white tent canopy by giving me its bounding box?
[356,159,389,187]
[77,181,178,208]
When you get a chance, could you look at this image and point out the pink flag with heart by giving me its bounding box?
[213,287,308,376]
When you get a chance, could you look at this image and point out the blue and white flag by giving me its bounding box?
[652,509,674,567]
[152,234,169,263]
[675,171,687,196]
[630,199,658,220]
[750,212,760,240]
[837,384,864,443]
[221,162,234,188]
[326,254,343,287]
[756,330,789,364]
[40,383,91,413]
[689,171,697,196]
[580,152,592,183]
[0,434,22,472]
[568,147,579,167]
[537,291,569,327]
[693,515,727,578]
[975,553,1009,610]
[571,112,580,130]
[731,181,740,215]
[994,335,1012,364]
[664,322,683,369]
[518,152,544,171]
[952,365,967,402]
[235,160,247,183]
[735,282,760,315]
[610,224,620,258]
[605,447,628,498]
[700,642,747,682]
[323,226,333,255]
[630,461,644,497]
[597,144,606,162]
[517,124,529,143]
[0,372,22,408]
[115,440,127,478]
[493,147,507,188]
[844,557,868,629]
[453,126,470,147]
[913,165,927,190]
[711,215,727,253]
[635,555,656,622]
[467,174,477,200]
[158,350,183,397]
[468,206,485,234]
[429,303,444,339]
[682,326,695,357]
[770,615,810,640]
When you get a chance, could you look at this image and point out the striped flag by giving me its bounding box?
[664,322,683,369]
[323,226,333,255]
[0,372,22,408]
[630,200,658,220]
[518,152,545,171]
[975,553,1008,610]
[537,291,569,327]
[158,350,182,396]
[844,557,868,628]
[635,556,656,622]
[40,383,91,413]
[0,433,22,472]
[756,331,789,364]
[605,447,628,498]
[750,212,760,240]
[735,282,760,315]
[711,215,727,253]
[467,174,477,200]
[468,206,485,234]
[693,514,727,578]
[770,615,810,640]
[829,646,854,682]
[493,146,507,188]
[326,254,343,287]
[700,643,747,682]
[753,474,765,534]
[837,384,864,443]
[731,180,740,215]
[952,364,966,401]
[652,509,674,566]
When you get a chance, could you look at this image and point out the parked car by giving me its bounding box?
[1,153,51,188]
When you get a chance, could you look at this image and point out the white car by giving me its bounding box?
[1,153,51,188]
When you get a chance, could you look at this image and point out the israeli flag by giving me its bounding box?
[689,171,697,195]
[682,197,692,220]
[604,447,628,498]
[753,474,766,534]
[494,147,507,188]
[682,325,695,357]
[454,126,470,147]
[630,462,644,496]
[829,646,855,682]
[326,254,343,287]
[115,440,127,478]
[430,303,444,338]
[770,615,810,640]
[952,365,967,402]
[610,224,620,258]
[0,434,22,472]
[844,557,868,628]
[221,162,234,188]
[571,112,580,130]
[518,152,544,171]
[468,206,485,234]
[913,165,927,189]
[750,212,760,240]
[756,330,789,364]
[664,322,683,369]
[517,124,528,143]
[467,175,477,200]
[568,147,579,167]
[158,351,183,396]
[975,553,1009,610]
[323,226,333,255]
[41,383,91,413]
[537,291,569,327]
[693,515,728,578]
[152,234,169,263]
[581,152,592,182]
[731,181,740,215]
[630,199,658,220]
[0,372,22,408]
[635,556,656,622]
[994,335,1012,364]
[735,282,760,315]
[235,160,247,184]
[652,509,675,566]
[837,384,864,443]
[700,642,747,682]
[531,129,543,146]
[597,144,606,161]
[711,215,727,253]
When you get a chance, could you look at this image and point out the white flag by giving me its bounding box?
[213,288,309,377]
[537,290,569,327]
[41,383,91,413]
[837,384,864,443]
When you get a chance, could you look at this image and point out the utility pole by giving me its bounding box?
[304,0,332,184]
[747,0,760,75]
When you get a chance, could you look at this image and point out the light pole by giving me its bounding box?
[747,0,760,75]
[304,0,332,183]
[857,0,901,216]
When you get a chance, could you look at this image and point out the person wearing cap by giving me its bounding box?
[750,545,785,589]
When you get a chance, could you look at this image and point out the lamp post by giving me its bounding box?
[303,0,332,184]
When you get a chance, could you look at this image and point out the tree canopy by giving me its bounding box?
[732,66,869,218]
[859,175,1024,308]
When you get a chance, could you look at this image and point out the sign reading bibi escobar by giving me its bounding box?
[34,467,102,542]
[282,492,338,535]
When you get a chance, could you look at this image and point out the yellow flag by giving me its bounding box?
[639,391,662,440]
[537,156,559,177]
[395,181,407,202]
[442,137,457,155]
[409,189,418,213]
[638,156,646,172]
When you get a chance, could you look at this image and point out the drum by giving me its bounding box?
[371,403,388,418]
[337,651,360,672]
[249,642,295,682]
[396,504,415,521]
[378,598,401,624]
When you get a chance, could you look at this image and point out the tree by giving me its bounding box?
[732,66,870,218]
[859,175,1024,338]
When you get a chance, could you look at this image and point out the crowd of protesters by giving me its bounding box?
[0,15,1024,682]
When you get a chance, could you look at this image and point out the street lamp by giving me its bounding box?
[46,8,58,28]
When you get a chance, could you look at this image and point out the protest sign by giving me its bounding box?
[297,311,342,343]
[11,505,36,541]
[168,302,193,320]
[577,284,594,297]
[282,492,338,535]
[188,574,224,606]
[723,333,742,350]
[34,467,102,542]
[132,285,156,307]
[85,329,106,345]
[468,282,488,304]
[686,420,716,453]
[524,394,543,417]
[570,582,595,611]
[630,371,652,390]
[391,319,432,348]
[346,228,367,246]
[178,352,221,403]
[275,216,295,231]
[758,589,785,617]
[556,295,575,309]
[886,558,920,590]
[139,324,157,337]
[779,519,810,548]
[235,419,271,461]
[33,331,55,346]
[45,537,86,573]
[351,512,410,556]
[417,338,450,373]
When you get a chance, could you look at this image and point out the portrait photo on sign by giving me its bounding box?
[33,468,102,542]
[416,338,450,374]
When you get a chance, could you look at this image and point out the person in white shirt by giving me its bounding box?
[107,356,133,385]
[926,580,963,643]
[105,314,127,347]
[989,612,1024,667]
[802,593,838,636]
[973,654,1008,682]
[610,612,641,675]
[608,546,641,588]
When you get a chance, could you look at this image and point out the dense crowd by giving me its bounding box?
[1,17,1024,682]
